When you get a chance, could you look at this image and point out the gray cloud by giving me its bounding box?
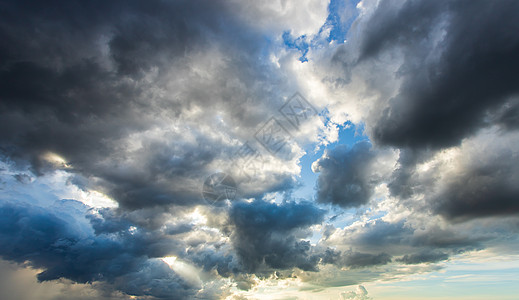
[0,0,298,211]
[322,249,392,269]
[326,0,519,224]
[387,148,434,200]
[396,251,449,265]
[0,0,324,295]
[361,0,519,149]
[312,141,395,208]
[432,152,519,221]
[0,202,195,299]
[385,130,519,221]
[341,220,413,251]
[228,200,325,273]
[2,0,519,297]
[323,217,484,268]
[313,142,375,207]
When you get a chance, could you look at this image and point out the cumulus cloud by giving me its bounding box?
[322,211,487,269]
[0,202,195,299]
[396,250,449,265]
[315,0,519,224]
[340,285,372,300]
[0,0,308,211]
[312,141,397,208]
[228,200,325,273]
[360,0,519,149]
[2,0,519,298]
[323,249,391,268]
[427,129,519,220]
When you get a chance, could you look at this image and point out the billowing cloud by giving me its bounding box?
[317,0,519,223]
[0,0,312,211]
[396,250,449,265]
[323,249,392,268]
[360,0,519,149]
[340,285,372,300]
[228,200,325,273]
[312,141,397,208]
[1,0,519,298]
[426,129,519,220]
[0,202,195,299]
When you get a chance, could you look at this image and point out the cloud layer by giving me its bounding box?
[1,0,519,299]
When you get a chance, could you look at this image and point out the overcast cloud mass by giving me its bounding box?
[1,0,519,299]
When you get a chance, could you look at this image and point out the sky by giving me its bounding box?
[1,0,519,299]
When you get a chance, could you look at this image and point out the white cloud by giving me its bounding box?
[340,285,372,300]
[228,0,330,37]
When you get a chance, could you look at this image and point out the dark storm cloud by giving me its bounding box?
[3,0,518,296]
[359,0,519,149]
[228,200,325,273]
[0,0,320,296]
[164,223,194,236]
[345,220,413,249]
[385,134,519,221]
[344,219,479,251]
[341,251,392,268]
[0,0,224,76]
[324,218,483,267]
[411,225,482,250]
[396,250,449,265]
[87,208,136,235]
[0,0,291,209]
[313,141,389,208]
[386,148,436,200]
[322,248,391,268]
[338,0,519,223]
[0,0,218,208]
[432,155,519,221]
[0,202,195,299]
[86,205,245,285]
[488,97,519,131]
[186,247,239,278]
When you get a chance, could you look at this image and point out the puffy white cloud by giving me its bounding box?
[340,285,371,300]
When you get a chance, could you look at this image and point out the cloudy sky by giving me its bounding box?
[1,0,519,299]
